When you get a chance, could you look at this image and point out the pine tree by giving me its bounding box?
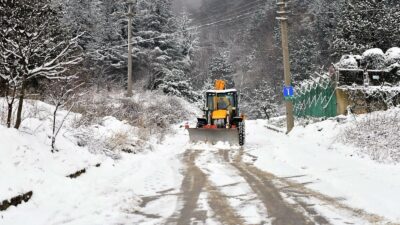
[241,80,279,119]
[290,34,321,82]
[208,51,234,87]
[59,0,199,100]
[136,1,198,100]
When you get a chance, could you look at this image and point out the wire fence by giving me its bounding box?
[292,76,337,118]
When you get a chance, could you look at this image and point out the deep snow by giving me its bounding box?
[0,99,189,225]
[1,98,400,224]
[246,114,400,222]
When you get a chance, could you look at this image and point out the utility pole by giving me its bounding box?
[126,1,136,97]
[277,0,294,133]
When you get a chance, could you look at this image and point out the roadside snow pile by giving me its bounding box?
[247,114,400,222]
[341,108,400,163]
[0,101,142,224]
[0,96,190,225]
[0,98,152,156]
[74,116,144,158]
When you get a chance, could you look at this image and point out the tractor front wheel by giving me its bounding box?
[238,122,245,146]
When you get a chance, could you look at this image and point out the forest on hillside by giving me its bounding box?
[1,0,400,120]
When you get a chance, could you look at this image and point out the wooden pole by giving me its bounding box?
[126,4,134,97]
[277,0,294,133]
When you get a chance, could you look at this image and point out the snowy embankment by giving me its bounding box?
[0,98,191,225]
[246,109,400,222]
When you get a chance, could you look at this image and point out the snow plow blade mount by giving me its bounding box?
[187,128,239,145]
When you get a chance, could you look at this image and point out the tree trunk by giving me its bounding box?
[14,79,27,129]
[6,85,16,128]
[51,104,59,153]
[7,103,13,128]
[262,107,270,120]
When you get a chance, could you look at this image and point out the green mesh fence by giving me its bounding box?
[292,77,337,118]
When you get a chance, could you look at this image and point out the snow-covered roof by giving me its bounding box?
[206,89,238,94]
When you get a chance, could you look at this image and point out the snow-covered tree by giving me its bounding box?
[208,51,234,87]
[361,48,386,70]
[338,54,359,69]
[46,78,84,153]
[290,37,321,82]
[385,47,400,66]
[155,10,200,102]
[332,0,400,56]
[135,1,198,100]
[241,80,279,119]
[87,1,125,72]
[0,0,82,129]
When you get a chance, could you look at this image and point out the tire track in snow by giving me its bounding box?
[220,149,317,225]
[235,149,388,225]
[167,150,244,225]
[195,149,270,225]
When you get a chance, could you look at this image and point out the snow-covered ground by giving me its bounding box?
[2,97,400,224]
[0,98,190,225]
[246,111,400,223]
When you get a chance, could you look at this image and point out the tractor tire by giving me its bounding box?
[238,122,245,146]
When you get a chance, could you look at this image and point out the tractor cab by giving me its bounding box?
[205,90,238,111]
[188,80,246,145]
[197,81,244,129]
[203,89,240,127]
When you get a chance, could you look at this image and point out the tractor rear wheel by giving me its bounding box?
[238,122,245,146]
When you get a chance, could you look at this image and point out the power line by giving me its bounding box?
[195,12,262,32]
[303,7,398,16]
[192,0,261,22]
[193,0,264,26]
[188,8,262,31]
[85,35,169,56]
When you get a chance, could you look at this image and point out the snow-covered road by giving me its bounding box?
[2,115,400,225]
[129,119,400,225]
[149,148,378,225]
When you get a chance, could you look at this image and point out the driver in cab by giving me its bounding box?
[217,97,229,109]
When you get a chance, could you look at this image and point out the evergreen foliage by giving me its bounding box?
[59,0,198,101]
[332,0,400,56]
[241,80,279,119]
[208,51,234,87]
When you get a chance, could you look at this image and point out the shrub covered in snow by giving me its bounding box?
[341,108,400,163]
[1,89,198,157]
[361,48,385,70]
[72,90,196,130]
[385,47,400,66]
[338,54,359,69]
[337,47,400,72]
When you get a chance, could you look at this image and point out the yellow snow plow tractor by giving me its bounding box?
[187,80,245,146]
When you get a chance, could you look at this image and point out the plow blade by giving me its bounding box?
[187,128,239,145]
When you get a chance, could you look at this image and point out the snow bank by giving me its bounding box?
[246,113,400,222]
[341,108,400,163]
[0,97,190,225]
